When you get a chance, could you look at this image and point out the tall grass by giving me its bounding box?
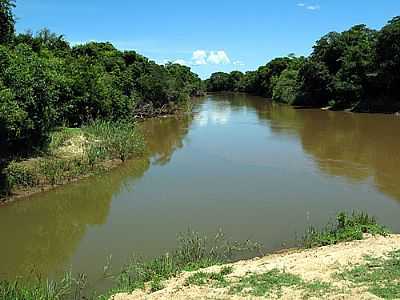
[0,273,87,300]
[83,120,145,162]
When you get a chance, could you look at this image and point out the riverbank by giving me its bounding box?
[113,234,400,300]
[0,120,145,204]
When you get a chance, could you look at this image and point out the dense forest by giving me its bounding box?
[0,0,203,156]
[206,18,400,112]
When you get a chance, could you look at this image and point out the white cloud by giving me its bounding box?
[164,49,234,68]
[306,5,320,10]
[297,3,320,10]
[207,50,231,65]
[192,50,208,65]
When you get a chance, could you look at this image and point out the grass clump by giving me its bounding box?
[230,269,303,297]
[229,269,332,298]
[337,250,400,299]
[185,266,233,287]
[113,230,259,295]
[302,211,389,248]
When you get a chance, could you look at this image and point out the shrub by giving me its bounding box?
[4,161,37,189]
[302,211,389,248]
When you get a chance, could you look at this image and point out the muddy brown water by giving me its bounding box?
[1,93,400,283]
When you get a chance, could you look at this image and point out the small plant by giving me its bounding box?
[230,269,303,297]
[37,158,68,186]
[85,144,107,167]
[149,276,164,292]
[302,211,389,248]
[185,266,233,287]
[4,161,38,189]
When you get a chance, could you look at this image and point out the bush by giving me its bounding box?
[302,211,389,248]
[4,161,38,189]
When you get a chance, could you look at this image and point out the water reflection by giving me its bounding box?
[141,115,193,166]
[1,94,400,282]
[212,93,400,203]
[261,104,400,202]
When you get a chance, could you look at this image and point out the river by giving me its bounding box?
[1,93,400,282]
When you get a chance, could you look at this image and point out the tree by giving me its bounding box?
[295,60,333,107]
[206,72,235,92]
[375,16,400,107]
[0,0,15,44]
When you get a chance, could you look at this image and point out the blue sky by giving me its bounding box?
[14,0,400,79]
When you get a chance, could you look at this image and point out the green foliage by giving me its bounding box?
[302,212,389,248]
[294,60,333,107]
[374,17,400,110]
[0,2,202,156]
[207,17,400,112]
[337,250,400,299]
[0,0,15,44]
[206,72,237,92]
[272,69,299,104]
[5,157,91,189]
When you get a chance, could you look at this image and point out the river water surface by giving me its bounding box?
[1,93,400,281]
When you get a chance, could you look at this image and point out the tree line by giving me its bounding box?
[0,0,204,155]
[206,18,400,113]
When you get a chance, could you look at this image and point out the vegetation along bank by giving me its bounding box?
[0,0,205,201]
[206,17,400,113]
[1,212,399,299]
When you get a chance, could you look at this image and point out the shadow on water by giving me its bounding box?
[0,158,150,279]
[259,104,400,203]
[212,93,400,204]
